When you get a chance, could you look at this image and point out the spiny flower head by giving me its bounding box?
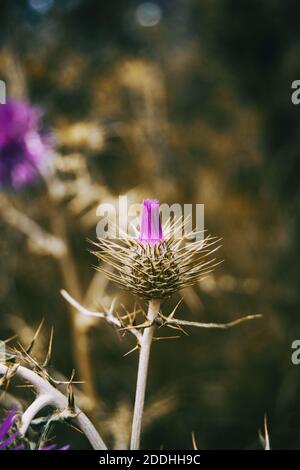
[93,199,220,300]
[0,100,53,190]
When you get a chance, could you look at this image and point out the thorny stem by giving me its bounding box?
[130,299,160,450]
[160,313,262,330]
[60,289,142,343]
[61,290,262,449]
[0,363,107,450]
[20,394,53,435]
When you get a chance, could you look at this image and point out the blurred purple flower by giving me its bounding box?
[0,408,20,450]
[138,199,163,245]
[0,100,53,190]
[0,408,69,450]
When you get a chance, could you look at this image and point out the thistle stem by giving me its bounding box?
[20,394,53,435]
[130,299,160,450]
[0,363,107,450]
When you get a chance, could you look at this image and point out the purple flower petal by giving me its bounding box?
[138,199,163,245]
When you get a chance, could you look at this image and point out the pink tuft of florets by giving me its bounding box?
[138,199,163,245]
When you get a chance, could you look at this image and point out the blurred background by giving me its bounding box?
[0,0,300,450]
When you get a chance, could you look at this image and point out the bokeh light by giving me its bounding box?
[135,2,162,27]
[28,0,54,15]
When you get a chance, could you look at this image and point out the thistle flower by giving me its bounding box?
[93,199,220,300]
[0,100,53,190]
[0,408,69,450]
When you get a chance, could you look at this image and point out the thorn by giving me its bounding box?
[119,320,152,332]
[166,322,189,336]
[110,297,117,315]
[3,334,18,344]
[26,318,45,354]
[167,298,183,321]
[104,297,117,317]
[43,326,54,368]
[158,299,183,328]
[116,311,125,328]
[67,422,84,434]
[153,335,181,341]
[119,303,128,315]
[123,344,139,357]
[141,309,148,320]
[67,369,76,412]
[264,414,270,450]
[0,364,19,391]
[192,432,198,450]
[51,378,84,386]
[18,342,43,371]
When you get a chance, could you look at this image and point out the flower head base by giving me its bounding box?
[93,200,221,300]
[138,199,163,245]
[0,100,53,190]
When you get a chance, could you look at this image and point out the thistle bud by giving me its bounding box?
[93,200,220,300]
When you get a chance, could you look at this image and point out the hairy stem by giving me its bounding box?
[130,299,160,450]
